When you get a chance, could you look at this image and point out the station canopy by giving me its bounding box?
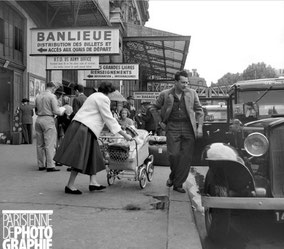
[16,0,110,27]
[123,23,191,80]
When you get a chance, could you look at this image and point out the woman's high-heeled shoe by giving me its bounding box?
[89,185,106,191]
[65,186,82,195]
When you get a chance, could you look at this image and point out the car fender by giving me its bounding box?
[202,143,255,193]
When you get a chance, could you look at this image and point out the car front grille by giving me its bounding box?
[269,125,284,197]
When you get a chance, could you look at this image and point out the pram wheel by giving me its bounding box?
[107,171,115,185]
[145,155,154,182]
[139,167,147,189]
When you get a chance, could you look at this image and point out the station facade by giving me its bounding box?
[0,0,190,139]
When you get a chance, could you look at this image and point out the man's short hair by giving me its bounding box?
[174,70,188,81]
[74,84,84,93]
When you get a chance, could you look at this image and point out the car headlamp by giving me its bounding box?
[244,132,269,157]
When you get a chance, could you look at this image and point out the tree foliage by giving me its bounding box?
[216,62,277,86]
[242,62,277,80]
[216,73,242,86]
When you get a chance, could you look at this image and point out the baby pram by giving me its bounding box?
[99,128,154,189]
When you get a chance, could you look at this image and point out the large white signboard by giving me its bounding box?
[133,92,160,100]
[87,64,139,80]
[46,56,99,70]
[31,28,119,55]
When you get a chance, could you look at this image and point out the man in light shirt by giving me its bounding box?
[35,81,65,172]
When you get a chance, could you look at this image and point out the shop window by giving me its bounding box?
[14,26,23,51]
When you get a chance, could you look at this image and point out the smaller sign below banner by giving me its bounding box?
[47,56,99,70]
[86,64,139,80]
[147,82,174,92]
[133,91,160,101]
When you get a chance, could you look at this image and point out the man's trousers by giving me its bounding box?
[22,123,33,144]
[166,121,195,188]
[35,116,57,169]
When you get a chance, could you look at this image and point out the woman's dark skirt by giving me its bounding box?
[54,121,105,175]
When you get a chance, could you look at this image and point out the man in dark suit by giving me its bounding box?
[154,70,204,193]
[66,84,87,171]
[72,84,87,115]
[20,98,34,144]
[124,96,136,119]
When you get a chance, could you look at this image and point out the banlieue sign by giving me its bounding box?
[86,64,139,80]
[46,56,99,70]
[30,28,119,55]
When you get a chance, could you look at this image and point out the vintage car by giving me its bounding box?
[197,78,284,241]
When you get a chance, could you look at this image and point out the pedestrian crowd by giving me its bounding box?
[19,69,203,195]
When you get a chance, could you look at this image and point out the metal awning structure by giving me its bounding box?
[123,24,191,80]
[16,0,110,27]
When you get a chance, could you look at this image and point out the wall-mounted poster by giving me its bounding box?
[28,73,46,105]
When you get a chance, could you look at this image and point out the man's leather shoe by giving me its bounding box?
[65,186,82,195]
[46,167,60,172]
[89,185,106,191]
[166,179,173,187]
[38,167,46,171]
[173,187,186,193]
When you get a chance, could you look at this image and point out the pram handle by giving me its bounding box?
[99,136,125,139]
[99,136,138,145]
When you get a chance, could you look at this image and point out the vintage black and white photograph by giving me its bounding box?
[1,1,284,249]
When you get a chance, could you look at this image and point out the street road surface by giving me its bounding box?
[188,166,284,249]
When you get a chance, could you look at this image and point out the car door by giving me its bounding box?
[192,97,231,166]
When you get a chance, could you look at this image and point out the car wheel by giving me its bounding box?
[204,168,231,242]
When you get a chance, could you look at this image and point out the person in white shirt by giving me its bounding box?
[54,82,132,194]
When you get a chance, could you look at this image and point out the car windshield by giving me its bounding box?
[203,105,227,122]
[237,90,284,117]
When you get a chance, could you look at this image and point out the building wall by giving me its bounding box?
[0,0,149,137]
[98,0,110,19]
[6,0,47,104]
[8,0,46,78]
[0,1,43,138]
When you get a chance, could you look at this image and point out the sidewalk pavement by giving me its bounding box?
[0,143,202,249]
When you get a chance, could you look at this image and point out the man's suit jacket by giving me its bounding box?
[154,87,204,137]
[72,93,87,114]
[20,104,34,124]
